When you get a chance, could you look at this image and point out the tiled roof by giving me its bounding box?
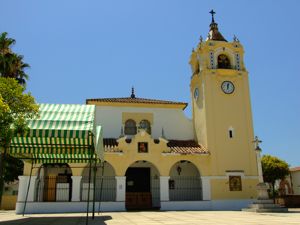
[102,138,208,155]
[103,138,122,153]
[166,140,209,155]
[290,167,300,172]
[86,97,188,109]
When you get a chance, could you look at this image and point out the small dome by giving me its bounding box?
[207,10,227,42]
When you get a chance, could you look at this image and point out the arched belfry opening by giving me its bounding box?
[217,54,231,69]
[218,54,231,69]
[125,161,160,209]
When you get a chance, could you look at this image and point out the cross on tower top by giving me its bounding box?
[253,136,262,151]
[209,10,216,23]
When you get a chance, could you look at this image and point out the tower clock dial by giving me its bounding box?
[221,81,235,94]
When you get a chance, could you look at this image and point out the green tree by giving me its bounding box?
[261,154,290,200]
[0,32,29,85]
[0,77,39,205]
[0,32,15,54]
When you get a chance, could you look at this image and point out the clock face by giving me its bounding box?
[221,81,235,94]
[194,88,199,100]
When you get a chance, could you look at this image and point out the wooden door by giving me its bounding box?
[43,175,56,201]
[125,168,152,209]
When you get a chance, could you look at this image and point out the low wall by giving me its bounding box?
[16,199,254,214]
[16,202,125,214]
[160,199,253,211]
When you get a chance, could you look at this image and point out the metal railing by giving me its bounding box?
[169,176,202,201]
[151,176,160,208]
[81,176,116,202]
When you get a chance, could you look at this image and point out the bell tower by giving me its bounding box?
[190,11,257,175]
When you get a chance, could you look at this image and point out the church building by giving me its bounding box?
[15,12,259,213]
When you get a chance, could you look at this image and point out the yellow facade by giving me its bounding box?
[20,13,260,212]
[187,18,259,199]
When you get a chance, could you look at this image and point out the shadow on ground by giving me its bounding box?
[0,216,112,225]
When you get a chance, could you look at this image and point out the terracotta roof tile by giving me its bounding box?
[103,138,122,153]
[86,97,188,109]
[102,138,209,155]
[290,166,300,172]
[166,140,209,155]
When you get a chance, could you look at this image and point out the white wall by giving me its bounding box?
[291,171,300,195]
[95,106,194,140]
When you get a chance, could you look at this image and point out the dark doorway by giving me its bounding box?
[125,167,152,209]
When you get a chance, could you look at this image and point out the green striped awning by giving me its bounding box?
[9,104,103,163]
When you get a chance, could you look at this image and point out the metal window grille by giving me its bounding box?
[151,176,160,208]
[124,120,137,135]
[81,176,116,202]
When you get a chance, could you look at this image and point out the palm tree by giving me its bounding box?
[0,32,29,85]
[0,32,15,55]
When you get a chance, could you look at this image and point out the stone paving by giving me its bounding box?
[0,210,300,225]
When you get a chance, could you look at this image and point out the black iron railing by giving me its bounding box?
[81,176,116,202]
[169,176,202,201]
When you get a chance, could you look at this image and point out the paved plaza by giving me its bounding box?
[0,210,300,225]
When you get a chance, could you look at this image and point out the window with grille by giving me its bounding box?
[139,120,151,134]
[124,119,137,135]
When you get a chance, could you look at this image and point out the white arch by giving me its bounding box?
[169,160,202,201]
[169,160,201,177]
[213,47,236,69]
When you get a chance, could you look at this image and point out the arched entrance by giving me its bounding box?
[36,163,72,202]
[169,160,202,201]
[125,161,160,209]
[81,161,116,201]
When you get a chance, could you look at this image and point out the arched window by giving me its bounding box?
[124,119,137,135]
[217,54,231,69]
[139,120,151,134]
[228,127,234,139]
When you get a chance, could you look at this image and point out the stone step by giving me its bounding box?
[248,204,283,209]
[242,207,288,213]
[252,199,273,204]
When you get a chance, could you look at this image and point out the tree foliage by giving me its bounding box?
[0,77,39,204]
[261,154,290,198]
[0,77,39,149]
[0,32,37,205]
[0,32,29,85]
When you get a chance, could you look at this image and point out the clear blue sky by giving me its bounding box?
[1,0,299,167]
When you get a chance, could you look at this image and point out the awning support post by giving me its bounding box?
[23,160,34,216]
[97,161,105,215]
[92,157,97,219]
[86,147,93,225]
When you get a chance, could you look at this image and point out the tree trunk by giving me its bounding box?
[272,182,276,203]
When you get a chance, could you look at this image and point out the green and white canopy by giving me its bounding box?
[9,104,103,163]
